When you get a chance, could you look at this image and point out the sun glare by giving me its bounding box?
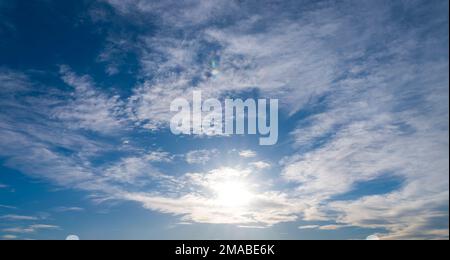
[214,180,253,208]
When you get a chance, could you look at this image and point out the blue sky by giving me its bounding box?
[0,0,448,240]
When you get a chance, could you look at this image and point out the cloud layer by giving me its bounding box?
[0,0,448,239]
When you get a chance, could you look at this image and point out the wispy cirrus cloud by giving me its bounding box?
[123,167,300,226]
[103,156,164,185]
[1,234,18,240]
[238,150,257,159]
[103,0,240,27]
[95,0,340,130]
[249,161,271,170]
[3,224,59,234]
[298,225,348,231]
[0,205,17,210]
[279,0,449,239]
[99,0,449,239]
[54,66,128,134]
[146,151,175,163]
[185,149,219,165]
[0,215,39,221]
[53,207,84,213]
[0,67,167,195]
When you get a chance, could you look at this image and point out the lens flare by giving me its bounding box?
[210,60,220,76]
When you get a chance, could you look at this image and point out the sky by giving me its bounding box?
[0,0,448,240]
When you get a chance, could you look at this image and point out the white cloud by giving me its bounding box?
[0,0,447,240]
[0,204,16,210]
[63,0,450,239]
[298,225,319,230]
[249,161,271,170]
[185,149,219,165]
[100,1,341,131]
[90,0,449,239]
[103,0,239,27]
[318,225,348,231]
[0,69,176,206]
[54,207,84,212]
[122,167,301,226]
[238,225,267,229]
[0,215,38,221]
[281,58,449,239]
[127,79,190,130]
[280,0,449,239]
[54,66,127,134]
[0,69,160,192]
[3,224,59,234]
[146,151,174,163]
[366,234,380,241]
[0,69,30,93]
[96,33,137,76]
[297,224,348,230]
[2,235,18,240]
[239,150,257,158]
[29,224,59,230]
[103,156,163,185]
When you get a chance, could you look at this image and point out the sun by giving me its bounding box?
[214,180,253,208]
